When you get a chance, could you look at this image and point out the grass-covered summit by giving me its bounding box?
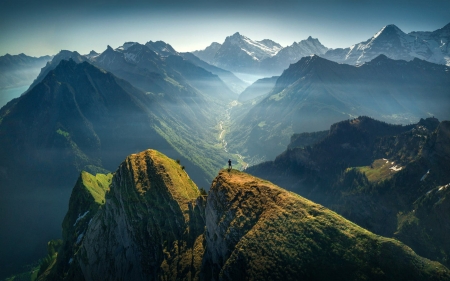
[39,150,450,280]
[203,169,450,280]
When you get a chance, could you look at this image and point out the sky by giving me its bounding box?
[1,0,449,57]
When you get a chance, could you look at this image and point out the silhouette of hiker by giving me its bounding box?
[228,159,232,170]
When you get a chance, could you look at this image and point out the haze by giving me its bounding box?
[1,0,449,57]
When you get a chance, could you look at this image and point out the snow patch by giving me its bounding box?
[420,170,430,181]
[438,183,450,192]
[76,233,84,245]
[389,165,402,172]
[73,211,89,227]
[124,52,138,64]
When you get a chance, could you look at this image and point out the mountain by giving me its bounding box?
[90,43,240,177]
[194,33,329,76]
[84,50,99,60]
[228,55,450,163]
[323,23,450,66]
[180,52,248,94]
[238,75,278,102]
[246,116,450,268]
[28,42,238,180]
[0,53,52,108]
[410,22,450,66]
[212,32,282,74]
[192,42,222,64]
[39,149,450,280]
[92,42,238,101]
[260,36,329,74]
[145,40,179,56]
[27,50,87,90]
[0,58,215,278]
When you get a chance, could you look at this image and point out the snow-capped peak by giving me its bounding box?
[115,42,138,52]
[373,24,403,40]
[224,32,282,60]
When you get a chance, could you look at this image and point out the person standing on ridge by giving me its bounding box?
[228,159,232,170]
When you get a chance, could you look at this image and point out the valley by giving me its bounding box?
[1,21,450,280]
[217,100,249,170]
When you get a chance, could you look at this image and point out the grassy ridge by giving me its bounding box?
[206,169,450,280]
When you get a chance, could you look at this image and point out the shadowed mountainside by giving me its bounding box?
[247,116,450,267]
[229,55,450,163]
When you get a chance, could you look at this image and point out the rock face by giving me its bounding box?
[46,150,450,280]
[46,171,112,281]
[77,150,205,280]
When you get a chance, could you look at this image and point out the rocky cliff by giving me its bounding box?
[78,149,205,280]
[43,149,450,280]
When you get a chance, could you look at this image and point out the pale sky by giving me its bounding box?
[1,0,449,57]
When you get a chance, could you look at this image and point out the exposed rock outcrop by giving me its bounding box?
[78,149,205,281]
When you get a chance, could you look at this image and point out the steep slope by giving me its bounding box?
[192,42,222,64]
[181,52,248,94]
[228,55,450,162]
[46,149,206,281]
[410,22,450,66]
[247,117,450,267]
[238,75,278,102]
[164,55,239,100]
[44,150,450,280]
[28,50,87,90]
[42,171,112,280]
[92,43,234,180]
[0,59,182,187]
[204,169,449,280]
[0,53,52,108]
[323,23,450,66]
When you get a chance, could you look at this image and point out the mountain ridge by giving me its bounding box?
[37,149,450,280]
[246,116,450,267]
[228,55,450,163]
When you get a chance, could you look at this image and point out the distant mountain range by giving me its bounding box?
[192,23,450,76]
[323,23,450,66]
[228,54,450,163]
[193,33,328,76]
[0,53,52,107]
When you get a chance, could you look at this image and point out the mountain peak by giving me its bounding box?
[145,40,178,56]
[373,24,404,39]
[115,42,138,52]
[120,149,200,201]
